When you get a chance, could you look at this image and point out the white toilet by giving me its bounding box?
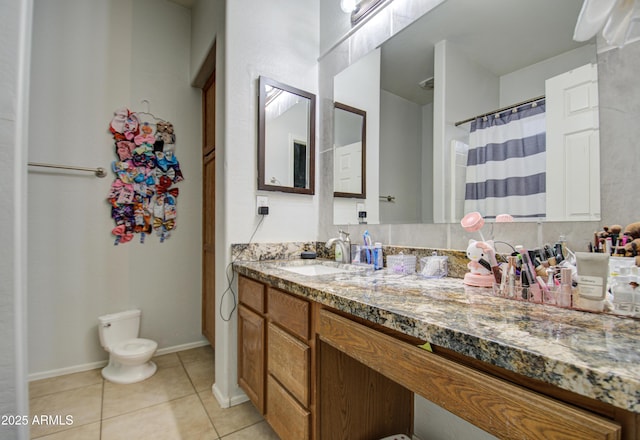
[98,309,158,384]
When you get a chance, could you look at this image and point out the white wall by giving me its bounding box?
[421,103,434,223]
[500,44,596,106]
[433,39,499,223]
[0,0,31,437]
[27,0,204,377]
[380,90,422,224]
[333,48,381,225]
[214,0,320,407]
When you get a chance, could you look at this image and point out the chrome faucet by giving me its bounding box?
[325,230,351,264]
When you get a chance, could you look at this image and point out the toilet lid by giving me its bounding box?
[112,338,158,358]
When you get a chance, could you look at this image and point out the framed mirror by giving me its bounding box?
[333,102,366,198]
[331,0,599,225]
[258,76,316,194]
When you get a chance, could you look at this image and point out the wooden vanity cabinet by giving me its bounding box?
[237,276,315,440]
[238,273,630,440]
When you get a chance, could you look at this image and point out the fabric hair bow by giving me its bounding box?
[155,175,173,192]
[132,152,156,169]
[153,217,176,231]
[107,180,135,206]
[109,108,129,134]
[116,141,136,161]
[155,167,177,181]
[123,114,140,140]
[111,205,134,224]
[134,133,156,146]
[112,161,136,184]
[112,224,134,245]
[156,121,175,145]
[134,203,151,232]
[157,186,179,197]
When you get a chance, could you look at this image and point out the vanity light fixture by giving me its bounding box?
[346,0,389,25]
[341,0,359,13]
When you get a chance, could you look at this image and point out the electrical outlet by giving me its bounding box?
[256,196,269,215]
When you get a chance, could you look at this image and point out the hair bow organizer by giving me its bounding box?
[107,107,184,244]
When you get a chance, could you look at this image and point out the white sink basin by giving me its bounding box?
[280,264,351,276]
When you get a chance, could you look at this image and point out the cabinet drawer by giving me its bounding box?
[239,276,265,313]
[268,287,309,340]
[268,323,310,407]
[266,374,310,440]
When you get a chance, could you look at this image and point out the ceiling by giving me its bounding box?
[168,0,195,9]
[380,0,590,105]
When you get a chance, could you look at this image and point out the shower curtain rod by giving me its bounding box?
[454,95,545,127]
[28,162,107,178]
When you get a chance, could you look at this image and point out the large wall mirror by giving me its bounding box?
[332,0,599,225]
[258,76,316,194]
[334,102,366,198]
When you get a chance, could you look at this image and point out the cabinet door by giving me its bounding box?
[238,304,265,414]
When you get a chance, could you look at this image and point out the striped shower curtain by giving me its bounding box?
[464,100,546,220]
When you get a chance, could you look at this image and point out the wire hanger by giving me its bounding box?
[135,99,164,122]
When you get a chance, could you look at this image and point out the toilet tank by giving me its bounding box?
[98,309,141,350]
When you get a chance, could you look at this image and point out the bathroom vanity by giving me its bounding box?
[234,259,640,440]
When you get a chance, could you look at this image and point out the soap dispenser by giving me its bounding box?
[334,243,343,262]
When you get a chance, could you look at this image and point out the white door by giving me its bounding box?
[334,142,362,193]
[545,63,600,221]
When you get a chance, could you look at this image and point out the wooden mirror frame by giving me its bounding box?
[333,101,366,199]
[258,76,316,195]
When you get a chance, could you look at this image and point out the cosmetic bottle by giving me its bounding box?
[520,249,541,302]
[506,255,518,299]
[373,242,383,270]
[574,252,609,312]
[611,275,635,316]
[558,267,573,308]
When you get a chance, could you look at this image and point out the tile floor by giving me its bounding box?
[28,345,280,439]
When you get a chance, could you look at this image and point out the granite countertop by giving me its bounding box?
[233,258,640,413]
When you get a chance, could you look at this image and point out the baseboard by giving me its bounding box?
[212,383,249,409]
[28,360,108,382]
[28,339,211,382]
[154,339,210,356]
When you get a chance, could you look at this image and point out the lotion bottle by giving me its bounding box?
[574,252,609,312]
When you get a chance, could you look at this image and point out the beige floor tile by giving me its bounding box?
[31,421,101,440]
[221,421,280,440]
[29,369,103,399]
[29,383,102,438]
[102,364,195,419]
[198,392,264,438]
[177,345,214,364]
[153,352,182,369]
[183,358,215,392]
[101,394,218,440]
